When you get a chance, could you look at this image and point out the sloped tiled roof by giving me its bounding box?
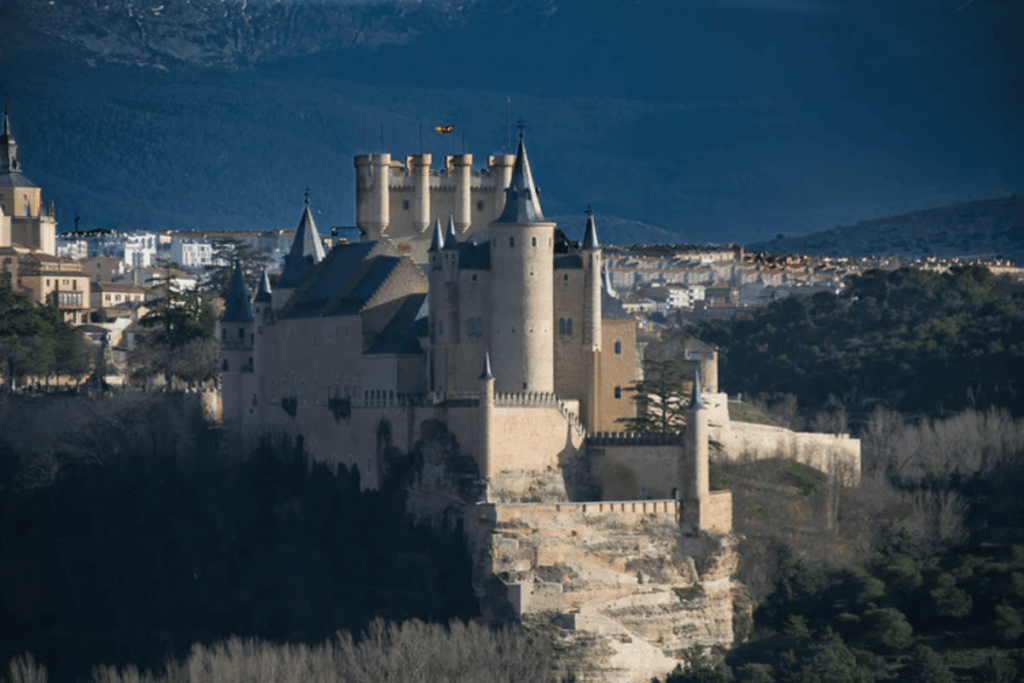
[281,241,402,319]
[457,239,491,270]
[366,293,428,355]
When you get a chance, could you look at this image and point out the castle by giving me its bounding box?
[220,139,858,681]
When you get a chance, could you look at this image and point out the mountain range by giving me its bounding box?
[1,0,1021,248]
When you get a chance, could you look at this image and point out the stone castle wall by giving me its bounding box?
[714,421,861,484]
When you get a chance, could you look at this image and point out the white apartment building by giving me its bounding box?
[170,239,214,269]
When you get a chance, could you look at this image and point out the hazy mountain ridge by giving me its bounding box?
[5,0,545,67]
[747,195,1024,264]
[2,0,1020,245]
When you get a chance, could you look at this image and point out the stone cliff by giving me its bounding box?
[468,500,740,682]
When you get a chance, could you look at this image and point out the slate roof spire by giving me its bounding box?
[443,214,459,250]
[603,260,616,297]
[277,197,326,288]
[222,260,255,323]
[0,103,20,174]
[691,368,706,411]
[428,217,445,252]
[494,137,545,224]
[582,206,599,250]
[479,351,494,380]
[254,267,272,303]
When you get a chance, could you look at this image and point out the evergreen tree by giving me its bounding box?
[618,358,691,433]
[899,645,955,683]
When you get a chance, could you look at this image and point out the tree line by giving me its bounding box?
[690,265,1024,420]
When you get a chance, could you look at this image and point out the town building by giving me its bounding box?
[0,107,57,256]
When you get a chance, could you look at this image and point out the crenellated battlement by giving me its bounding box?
[587,431,684,446]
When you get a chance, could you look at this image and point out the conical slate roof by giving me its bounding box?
[222,261,255,323]
[494,138,545,225]
[479,351,494,380]
[691,368,706,410]
[443,215,459,250]
[254,267,272,303]
[428,217,445,252]
[278,201,326,288]
[582,210,599,250]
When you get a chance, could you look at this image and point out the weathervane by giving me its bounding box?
[303,187,310,205]
[516,117,527,140]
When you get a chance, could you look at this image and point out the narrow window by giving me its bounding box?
[238,328,244,339]
[532,236,537,247]
[614,341,622,355]
[472,273,477,281]
[223,359,229,371]
[563,274,569,282]
[476,200,484,210]
[509,236,514,248]
[402,199,410,210]
[614,387,622,399]
[559,318,565,335]
[566,318,573,336]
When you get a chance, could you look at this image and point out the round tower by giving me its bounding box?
[354,153,391,240]
[221,261,255,426]
[487,155,516,221]
[479,351,495,478]
[581,208,602,351]
[451,154,473,234]
[409,153,432,233]
[488,138,555,394]
[682,370,710,536]
[427,218,446,392]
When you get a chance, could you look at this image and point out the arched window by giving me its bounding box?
[559,318,566,335]
[614,341,622,355]
[532,236,537,247]
[614,387,622,399]
[566,318,573,336]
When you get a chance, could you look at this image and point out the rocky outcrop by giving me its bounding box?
[468,500,738,682]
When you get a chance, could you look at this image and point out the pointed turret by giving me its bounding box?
[691,368,706,410]
[582,208,599,250]
[254,268,272,304]
[277,198,326,290]
[0,104,21,174]
[493,138,544,224]
[222,261,254,323]
[479,351,494,380]
[428,217,445,252]
[603,260,616,298]
[443,215,459,250]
